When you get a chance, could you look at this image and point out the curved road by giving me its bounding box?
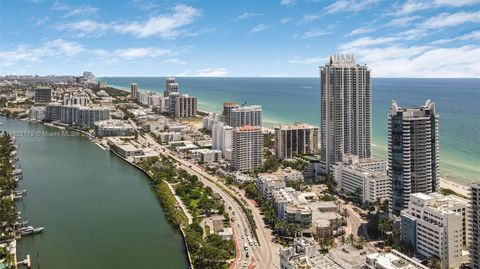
[138,132,280,268]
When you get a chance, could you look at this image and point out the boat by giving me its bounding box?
[19,226,44,236]
[14,189,27,195]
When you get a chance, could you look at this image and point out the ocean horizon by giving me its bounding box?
[99,77,480,186]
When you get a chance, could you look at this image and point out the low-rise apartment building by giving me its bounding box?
[333,155,389,203]
[400,192,469,269]
[256,173,286,198]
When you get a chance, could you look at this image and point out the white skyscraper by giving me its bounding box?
[320,54,371,173]
[212,121,233,160]
[231,125,263,172]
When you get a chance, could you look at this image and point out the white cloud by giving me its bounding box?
[348,26,376,36]
[354,45,480,78]
[0,39,84,65]
[235,12,262,21]
[289,57,327,64]
[325,0,379,14]
[113,48,172,59]
[421,11,480,29]
[115,4,201,38]
[281,0,296,6]
[56,20,111,37]
[431,29,480,44]
[385,16,420,27]
[339,36,399,50]
[56,4,201,39]
[35,16,50,26]
[302,30,330,39]
[128,0,158,11]
[163,58,186,65]
[52,1,98,18]
[44,39,85,56]
[303,14,321,22]
[395,0,480,15]
[196,68,227,77]
[177,68,227,77]
[250,24,269,33]
[280,17,293,24]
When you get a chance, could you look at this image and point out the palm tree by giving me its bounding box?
[378,217,392,240]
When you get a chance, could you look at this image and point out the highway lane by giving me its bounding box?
[132,124,280,268]
[138,132,254,269]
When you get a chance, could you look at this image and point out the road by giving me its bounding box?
[136,131,279,268]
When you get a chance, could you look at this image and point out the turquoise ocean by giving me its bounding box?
[99,77,480,185]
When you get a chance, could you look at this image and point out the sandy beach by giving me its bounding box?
[440,177,471,197]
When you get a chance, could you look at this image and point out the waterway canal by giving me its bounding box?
[1,116,188,269]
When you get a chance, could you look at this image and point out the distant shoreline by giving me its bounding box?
[100,82,476,193]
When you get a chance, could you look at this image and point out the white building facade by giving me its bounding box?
[400,193,469,269]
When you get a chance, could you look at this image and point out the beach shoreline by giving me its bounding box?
[103,83,475,194]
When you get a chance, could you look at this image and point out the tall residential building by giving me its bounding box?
[231,125,263,172]
[34,87,52,103]
[388,100,439,216]
[45,103,110,128]
[212,121,233,160]
[164,77,179,97]
[470,183,480,269]
[400,193,469,269]
[229,105,262,128]
[223,102,239,126]
[174,94,197,118]
[274,123,319,160]
[320,54,371,172]
[130,83,138,99]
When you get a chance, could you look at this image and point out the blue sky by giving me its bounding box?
[0,0,479,77]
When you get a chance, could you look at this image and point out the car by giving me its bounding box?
[241,235,244,239]
[237,223,240,227]
[243,261,248,267]
[246,252,249,258]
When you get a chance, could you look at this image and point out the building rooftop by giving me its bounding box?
[237,125,261,132]
[365,251,429,269]
[276,122,317,130]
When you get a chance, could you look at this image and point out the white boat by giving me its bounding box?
[19,226,44,236]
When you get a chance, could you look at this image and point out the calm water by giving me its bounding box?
[101,77,480,185]
[0,116,188,269]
